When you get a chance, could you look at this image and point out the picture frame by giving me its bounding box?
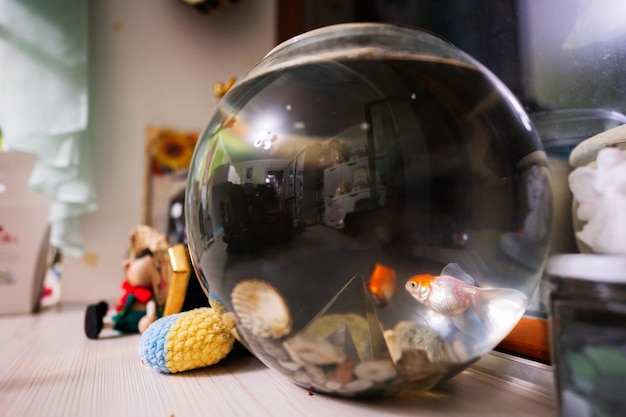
[143,126,200,237]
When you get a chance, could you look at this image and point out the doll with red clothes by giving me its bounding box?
[84,225,169,339]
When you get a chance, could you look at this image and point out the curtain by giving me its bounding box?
[0,0,97,257]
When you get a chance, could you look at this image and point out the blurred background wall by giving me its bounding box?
[62,0,277,303]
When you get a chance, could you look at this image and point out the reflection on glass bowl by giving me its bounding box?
[185,23,552,398]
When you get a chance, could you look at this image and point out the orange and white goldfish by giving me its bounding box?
[406,263,529,338]
[368,263,396,307]
[405,263,527,318]
[405,263,478,316]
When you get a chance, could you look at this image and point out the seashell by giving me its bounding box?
[293,370,312,386]
[304,364,327,385]
[353,359,397,383]
[283,334,346,365]
[278,360,301,372]
[258,338,290,361]
[325,380,342,391]
[383,329,400,363]
[339,378,374,394]
[231,279,292,339]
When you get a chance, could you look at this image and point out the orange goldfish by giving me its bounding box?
[368,263,396,307]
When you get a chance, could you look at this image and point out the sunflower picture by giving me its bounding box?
[144,126,200,235]
[150,129,199,176]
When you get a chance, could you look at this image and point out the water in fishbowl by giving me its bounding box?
[185,23,551,397]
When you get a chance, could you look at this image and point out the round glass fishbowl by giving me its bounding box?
[185,23,552,397]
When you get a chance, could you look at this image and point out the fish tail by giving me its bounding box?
[471,288,528,332]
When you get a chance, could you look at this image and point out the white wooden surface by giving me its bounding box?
[0,307,554,417]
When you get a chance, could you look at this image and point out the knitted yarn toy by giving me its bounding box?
[139,307,235,373]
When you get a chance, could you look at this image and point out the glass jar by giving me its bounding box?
[547,254,626,417]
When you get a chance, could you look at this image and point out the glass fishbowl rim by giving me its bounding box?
[236,22,484,89]
[265,22,454,58]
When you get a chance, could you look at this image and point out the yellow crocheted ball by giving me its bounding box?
[166,308,234,373]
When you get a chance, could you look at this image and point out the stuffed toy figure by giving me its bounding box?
[83,224,236,371]
[138,294,235,373]
[84,225,169,339]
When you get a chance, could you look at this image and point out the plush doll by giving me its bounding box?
[84,225,169,339]
[138,294,235,373]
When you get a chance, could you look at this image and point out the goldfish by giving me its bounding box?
[405,263,478,317]
[405,263,527,325]
[368,263,396,307]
